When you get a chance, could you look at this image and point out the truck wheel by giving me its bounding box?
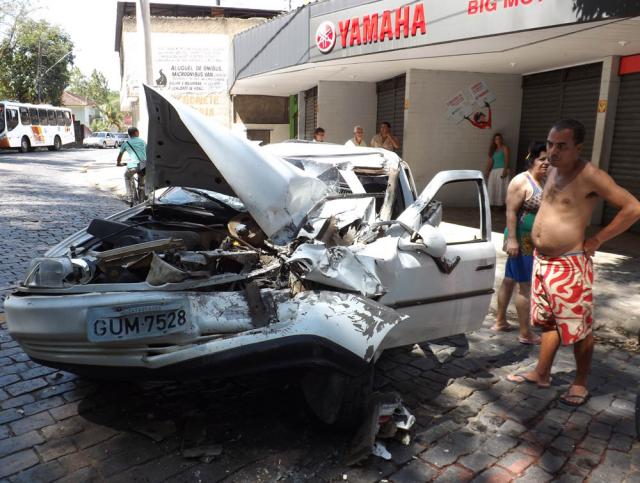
[302,364,373,428]
[19,137,30,153]
[102,141,106,149]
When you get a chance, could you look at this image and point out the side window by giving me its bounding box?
[64,111,72,126]
[38,109,48,125]
[428,179,486,245]
[47,110,56,124]
[6,109,19,131]
[56,111,64,126]
[19,107,30,125]
[30,108,39,125]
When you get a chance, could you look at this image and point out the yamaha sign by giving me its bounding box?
[309,0,604,62]
[315,21,337,53]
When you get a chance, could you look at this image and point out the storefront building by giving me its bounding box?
[231,0,640,228]
[114,1,287,139]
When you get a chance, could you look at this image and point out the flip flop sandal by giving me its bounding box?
[490,324,515,332]
[519,335,542,345]
[506,372,551,388]
[559,391,590,407]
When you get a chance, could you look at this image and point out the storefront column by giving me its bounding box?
[297,91,305,140]
[591,56,621,224]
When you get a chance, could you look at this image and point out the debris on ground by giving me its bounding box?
[132,420,177,442]
[346,392,416,465]
[182,444,223,462]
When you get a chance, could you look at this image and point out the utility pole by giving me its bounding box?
[136,0,153,140]
[35,40,42,102]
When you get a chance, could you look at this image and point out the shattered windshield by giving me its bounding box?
[157,187,245,211]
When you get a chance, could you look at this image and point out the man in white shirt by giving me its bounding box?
[371,122,400,151]
[345,125,367,147]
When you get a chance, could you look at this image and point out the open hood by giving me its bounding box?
[144,85,327,244]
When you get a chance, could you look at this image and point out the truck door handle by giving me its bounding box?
[476,264,494,271]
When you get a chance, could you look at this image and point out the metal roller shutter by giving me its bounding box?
[376,75,405,155]
[516,83,562,171]
[517,63,602,172]
[603,72,640,231]
[304,86,317,141]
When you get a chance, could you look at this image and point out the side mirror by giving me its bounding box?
[424,201,442,227]
[397,223,446,258]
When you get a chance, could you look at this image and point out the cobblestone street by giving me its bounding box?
[1,148,640,482]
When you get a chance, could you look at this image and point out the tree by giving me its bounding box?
[91,99,124,132]
[68,67,110,106]
[0,0,31,53]
[0,18,74,104]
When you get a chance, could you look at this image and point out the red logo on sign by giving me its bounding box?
[316,21,337,54]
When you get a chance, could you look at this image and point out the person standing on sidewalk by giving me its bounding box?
[507,119,640,406]
[484,133,510,210]
[492,141,548,345]
[116,127,147,204]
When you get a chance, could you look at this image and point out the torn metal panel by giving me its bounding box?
[288,243,384,297]
[144,86,327,245]
[301,197,377,241]
[174,250,259,271]
[95,238,186,265]
[379,166,399,222]
[188,292,256,333]
[244,281,276,328]
[146,253,192,285]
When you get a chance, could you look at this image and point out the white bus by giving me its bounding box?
[0,101,75,153]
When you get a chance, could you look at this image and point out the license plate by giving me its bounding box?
[87,304,190,342]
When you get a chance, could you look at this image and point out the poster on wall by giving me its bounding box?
[123,32,231,123]
[446,91,474,124]
[153,33,229,95]
[445,81,495,130]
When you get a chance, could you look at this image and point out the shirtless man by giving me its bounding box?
[507,119,640,406]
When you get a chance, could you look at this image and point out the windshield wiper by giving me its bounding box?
[180,187,243,213]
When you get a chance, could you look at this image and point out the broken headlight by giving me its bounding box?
[24,257,95,288]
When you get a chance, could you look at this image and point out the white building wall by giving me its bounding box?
[231,123,290,144]
[317,81,377,145]
[404,69,523,202]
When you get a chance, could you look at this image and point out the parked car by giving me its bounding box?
[114,132,129,147]
[83,131,118,149]
[5,86,495,423]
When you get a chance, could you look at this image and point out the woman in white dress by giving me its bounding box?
[484,133,510,209]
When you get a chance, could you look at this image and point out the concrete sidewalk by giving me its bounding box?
[82,150,129,201]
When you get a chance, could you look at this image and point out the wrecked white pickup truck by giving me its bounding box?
[5,87,495,424]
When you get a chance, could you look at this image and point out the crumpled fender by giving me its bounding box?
[145,291,403,368]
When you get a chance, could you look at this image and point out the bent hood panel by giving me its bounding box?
[144,86,327,244]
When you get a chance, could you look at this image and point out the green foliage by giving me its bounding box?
[68,67,110,106]
[90,117,111,132]
[94,98,125,132]
[0,18,74,104]
[0,0,31,46]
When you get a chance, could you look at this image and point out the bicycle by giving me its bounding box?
[126,167,146,207]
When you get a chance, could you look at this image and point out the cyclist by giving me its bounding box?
[116,126,147,205]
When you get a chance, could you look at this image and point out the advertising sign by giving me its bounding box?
[310,0,600,61]
[446,81,496,129]
[123,32,230,123]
